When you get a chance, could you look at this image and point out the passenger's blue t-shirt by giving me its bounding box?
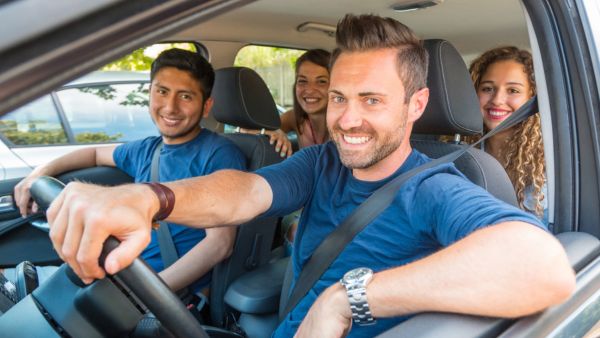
[256,142,544,338]
[113,129,246,289]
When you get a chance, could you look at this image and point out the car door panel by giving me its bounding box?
[0,177,21,222]
[379,232,600,338]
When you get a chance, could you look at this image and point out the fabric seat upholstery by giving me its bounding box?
[208,66,283,327]
[412,39,518,206]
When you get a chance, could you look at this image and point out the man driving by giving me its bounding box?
[45,14,575,338]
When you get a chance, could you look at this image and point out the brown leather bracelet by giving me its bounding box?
[142,182,176,228]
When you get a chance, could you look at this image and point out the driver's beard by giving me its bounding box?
[334,130,404,169]
[329,118,407,170]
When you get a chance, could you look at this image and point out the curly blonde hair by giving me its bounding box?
[469,46,546,217]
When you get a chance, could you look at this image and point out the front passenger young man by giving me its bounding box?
[46,15,575,337]
[15,49,246,293]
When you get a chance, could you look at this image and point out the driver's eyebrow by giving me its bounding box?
[329,89,344,96]
[358,91,386,97]
[329,89,387,97]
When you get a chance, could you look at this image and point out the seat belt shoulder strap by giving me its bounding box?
[280,96,539,320]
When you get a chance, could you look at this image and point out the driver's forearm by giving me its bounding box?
[366,222,575,318]
[161,170,273,228]
[159,226,237,292]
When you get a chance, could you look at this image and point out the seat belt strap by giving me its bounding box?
[150,141,179,269]
[280,97,539,320]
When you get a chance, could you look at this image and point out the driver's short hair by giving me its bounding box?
[331,14,428,103]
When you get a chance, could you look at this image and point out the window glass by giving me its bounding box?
[57,83,157,143]
[0,95,68,146]
[102,42,199,71]
[230,45,304,133]
[235,45,304,109]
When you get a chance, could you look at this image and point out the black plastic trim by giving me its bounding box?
[522,0,579,233]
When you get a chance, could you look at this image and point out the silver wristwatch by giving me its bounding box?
[340,267,376,326]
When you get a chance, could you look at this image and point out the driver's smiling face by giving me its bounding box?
[149,67,212,145]
[326,48,412,179]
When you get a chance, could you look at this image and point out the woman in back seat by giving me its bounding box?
[469,46,548,225]
[241,49,331,158]
[241,49,332,250]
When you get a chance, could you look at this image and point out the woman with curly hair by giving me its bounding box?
[469,46,547,223]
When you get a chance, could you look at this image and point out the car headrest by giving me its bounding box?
[413,39,483,135]
[211,67,281,130]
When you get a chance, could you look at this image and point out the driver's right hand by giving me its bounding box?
[47,182,155,284]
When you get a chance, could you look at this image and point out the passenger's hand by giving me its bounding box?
[47,182,154,284]
[14,171,44,217]
[269,129,293,158]
[295,283,352,338]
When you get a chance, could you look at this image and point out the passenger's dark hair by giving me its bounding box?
[331,14,428,103]
[150,48,214,100]
[293,49,331,135]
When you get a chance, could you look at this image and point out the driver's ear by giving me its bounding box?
[407,87,429,123]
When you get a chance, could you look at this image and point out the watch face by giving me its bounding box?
[344,267,372,284]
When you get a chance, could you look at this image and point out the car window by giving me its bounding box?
[0,95,68,146]
[235,45,304,108]
[225,45,304,133]
[103,42,201,71]
[57,83,156,143]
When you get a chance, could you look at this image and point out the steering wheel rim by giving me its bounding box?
[30,176,208,338]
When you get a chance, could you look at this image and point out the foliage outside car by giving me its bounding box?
[0,120,68,145]
[0,119,122,145]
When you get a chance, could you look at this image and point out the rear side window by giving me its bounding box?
[0,95,68,146]
[235,45,304,109]
[0,42,203,147]
[103,42,203,71]
[229,45,304,133]
[57,83,156,143]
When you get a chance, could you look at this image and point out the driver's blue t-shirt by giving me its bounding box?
[255,142,544,338]
[113,129,246,290]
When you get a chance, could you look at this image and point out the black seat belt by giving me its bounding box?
[151,141,198,302]
[150,141,179,269]
[280,97,539,320]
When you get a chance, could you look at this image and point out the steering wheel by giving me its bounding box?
[30,176,209,338]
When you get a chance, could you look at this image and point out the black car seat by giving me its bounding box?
[378,40,600,337]
[208,66,284,327]
[412,39,518,206]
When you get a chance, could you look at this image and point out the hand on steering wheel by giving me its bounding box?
[31,177,208,338]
